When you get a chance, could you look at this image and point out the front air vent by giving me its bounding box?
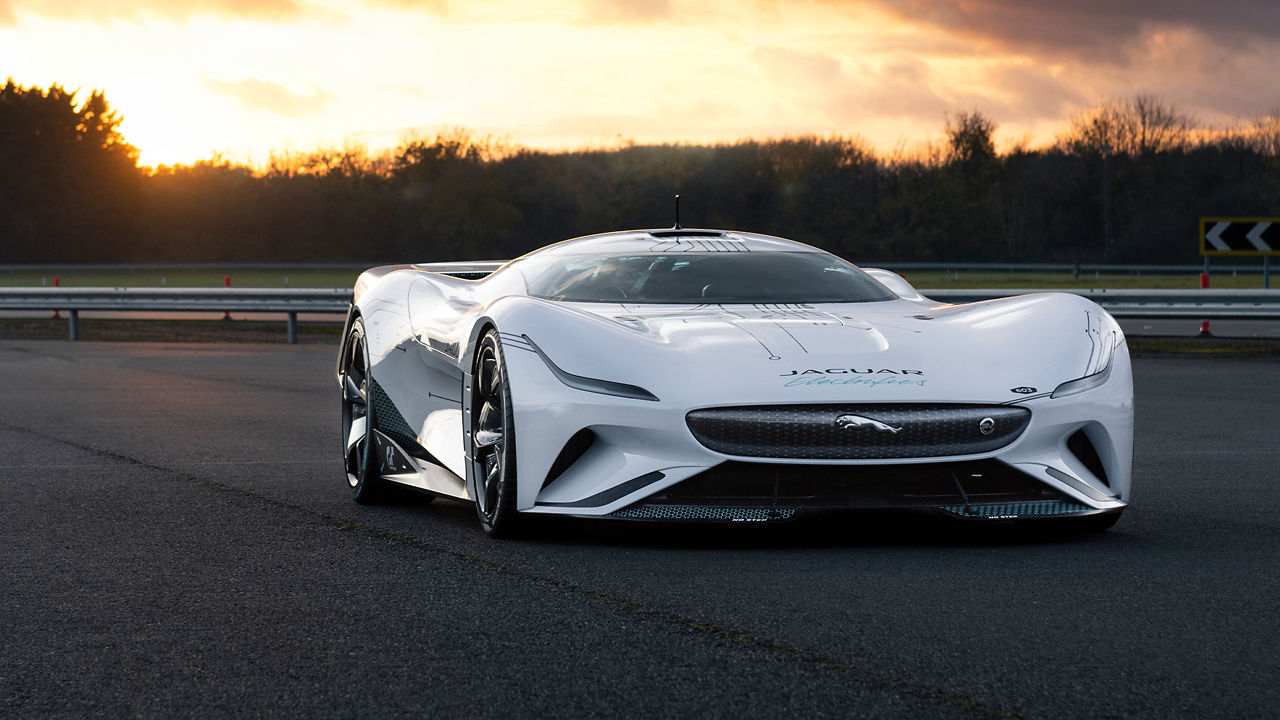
[541,429,596,490]
[439,270,494,280]
[1067,429,1109,487]
[649,230,726,238]
[635,459,1063,509]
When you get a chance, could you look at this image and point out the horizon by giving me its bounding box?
[3,0,1278,167]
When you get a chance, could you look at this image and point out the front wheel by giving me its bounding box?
[470,330,520,537]
[340,316,384,503]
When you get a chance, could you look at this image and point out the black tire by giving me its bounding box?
[340,315,384,504]
[470,329,520,537]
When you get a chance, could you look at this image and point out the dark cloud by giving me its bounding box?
[867,0,1280,59]
[0,0,301,24]
[790,2,1280,131]
[748,42,1090,132]
[202,77,336,117]
[1110,32,1280,124]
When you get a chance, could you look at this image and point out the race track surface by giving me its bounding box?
[2,340,1277,718]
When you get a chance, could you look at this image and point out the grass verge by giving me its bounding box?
[0,318,343,344]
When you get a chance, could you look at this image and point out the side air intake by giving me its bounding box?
[1067,429,1110,487]
[541,429,596,491]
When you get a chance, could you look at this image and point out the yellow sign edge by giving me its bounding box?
[1199,217,1280,256]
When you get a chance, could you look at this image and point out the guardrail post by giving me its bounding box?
[287,312,298,344]
[1198,273,1212,336]
[69,309,80,341]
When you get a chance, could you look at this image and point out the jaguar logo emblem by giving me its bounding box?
[978,417,996,435]
[834,414,902,434]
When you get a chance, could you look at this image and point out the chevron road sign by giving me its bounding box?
[1200,217,1280,255]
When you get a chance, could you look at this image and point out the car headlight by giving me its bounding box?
[1051,311,1121,399]
[1050,361,1113,398]
[522,334,660,402]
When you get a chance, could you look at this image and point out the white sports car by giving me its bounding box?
[337,229,1132,536]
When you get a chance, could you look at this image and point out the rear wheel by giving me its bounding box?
[471,329,520,536]
[340,316,383,503]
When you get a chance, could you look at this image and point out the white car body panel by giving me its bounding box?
[338,229,1133,523]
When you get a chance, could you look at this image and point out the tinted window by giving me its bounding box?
[518,252,895,304]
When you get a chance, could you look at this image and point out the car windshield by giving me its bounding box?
[517,252,896,304]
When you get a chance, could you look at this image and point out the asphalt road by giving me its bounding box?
[2,340,1277,719]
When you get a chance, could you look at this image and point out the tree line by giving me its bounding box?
[3,78,1278,266]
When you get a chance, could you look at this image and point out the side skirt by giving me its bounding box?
[373,430,468,500]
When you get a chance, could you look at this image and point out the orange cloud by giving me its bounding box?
[202,77,336,117]
[0,0,301,24]
[580,0,672,24]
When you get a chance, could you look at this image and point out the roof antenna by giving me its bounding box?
[672,194,682,230]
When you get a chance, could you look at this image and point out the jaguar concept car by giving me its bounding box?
[337,229,1132,536]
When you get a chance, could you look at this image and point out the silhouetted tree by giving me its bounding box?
[5,83,1279,267]
[1060,95,1192,156]
[0,79,139,262]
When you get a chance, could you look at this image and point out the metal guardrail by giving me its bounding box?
[926,288,1280,319]
[0,288,352,343]
[1,286,1278,342]
[0,260,1273,274]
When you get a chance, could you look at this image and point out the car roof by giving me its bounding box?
[522,229,824,258]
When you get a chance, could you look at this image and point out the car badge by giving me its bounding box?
[978,417,996,435]
[1010,386,1037,394]
[834,414,902,434]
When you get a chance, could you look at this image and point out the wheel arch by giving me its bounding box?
[334,304,361,386]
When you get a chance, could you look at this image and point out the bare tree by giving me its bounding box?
[1249,110,1280,156]
[1059,96,1193,155]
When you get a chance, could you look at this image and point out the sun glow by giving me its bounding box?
[3,0,1276,167]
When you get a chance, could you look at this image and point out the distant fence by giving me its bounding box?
[3,286,1279,343]
[0,288,350,343]
[0,261,1272,275]
[883,261,1270,275]
[926,289,1280,319]
[0,263,374,272]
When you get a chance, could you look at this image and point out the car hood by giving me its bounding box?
[536,294,1121,406]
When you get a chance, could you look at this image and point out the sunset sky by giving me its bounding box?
[3,0,1277,167]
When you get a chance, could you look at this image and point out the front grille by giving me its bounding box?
[938,501,1095,519]
[635,460,1063,510]
[686,404,1030,459]
[608,505,796,522]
